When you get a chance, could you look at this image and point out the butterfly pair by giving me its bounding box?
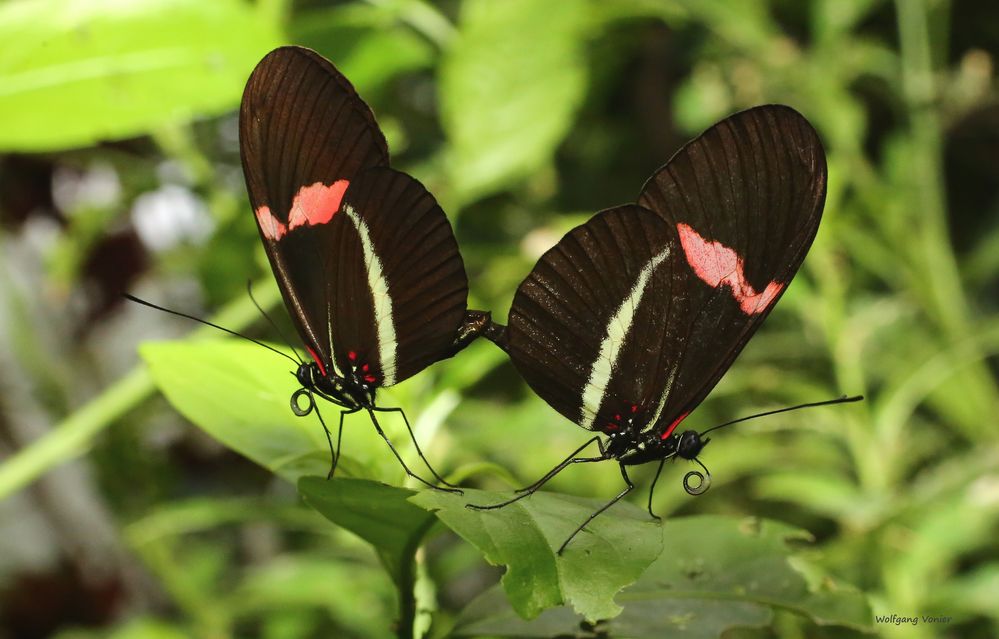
[239,46,857,550]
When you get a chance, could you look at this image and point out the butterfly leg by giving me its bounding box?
[325,407,358,479]
[367,409,463,495]
[646,456,670,520]
[374,406,462,490]
[466,437,608,511]
[515,436,607,493]
[309,392,338,478]
[558,463,635,555]
[332,409,352,477]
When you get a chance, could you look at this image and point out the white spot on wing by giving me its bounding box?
[579,245,671,428]
[344,204,397,385]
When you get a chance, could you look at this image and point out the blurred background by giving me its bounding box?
[1,0,997,637]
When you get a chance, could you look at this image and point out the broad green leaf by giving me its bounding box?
[141,338,459,487]
[298,477,437,591]
[411,488,663,622]
[453,516,872,638]
[440,0,589,203]
[140,339,332,482]
[0,0,282,151]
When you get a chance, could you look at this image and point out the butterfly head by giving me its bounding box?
[296,361,319,388]
[676,430,708,460]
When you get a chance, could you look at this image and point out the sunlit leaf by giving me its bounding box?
[0,0,281,151]
[140,339,332,482]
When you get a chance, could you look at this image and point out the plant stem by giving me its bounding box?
[393,516,437,639]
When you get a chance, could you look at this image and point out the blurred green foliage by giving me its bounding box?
[0,0,997,638]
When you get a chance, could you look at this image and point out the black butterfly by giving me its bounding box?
[240,46,489,490]
[470,105,859,551]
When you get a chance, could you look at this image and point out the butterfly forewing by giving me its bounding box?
[636,105,827,435]
[239,46,389,368]
[327,168,469,387]
[507,206,687,431]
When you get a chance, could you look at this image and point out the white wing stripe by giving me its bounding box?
[579,245,671,428]
[344,204,397,385]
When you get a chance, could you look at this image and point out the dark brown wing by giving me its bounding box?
[506,206,688,430]
[636,104,827,435]
[239,46,389,367]
[326,168,469,387]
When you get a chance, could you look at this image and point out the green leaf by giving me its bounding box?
[411,488,663,622]
[453,516,872,638]
[141,338,458,488]
[140,340,331,482]
[440,0,589,203]
[626,517,871,630]
[298,477,438,589]
[0,0,282,151]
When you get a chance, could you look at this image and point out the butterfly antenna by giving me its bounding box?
[246,280,302,365]
[123,293,300,367]
[683,457,712,496]
[699,395,863,437]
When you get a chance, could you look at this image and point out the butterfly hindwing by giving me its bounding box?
[507,206,688,430]
[327,167,469,387]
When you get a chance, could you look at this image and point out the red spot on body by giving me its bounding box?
[614,414,621,421]
[288,180,349,230]
[661,411,690,440]
[306,346,327,377]
[607,423,619,431]
[255,205,287,240]
[362,364,369,372]
[631,404,639,413]
[364,374,377,383]
[676,223,784,315]
[348,351,357,361]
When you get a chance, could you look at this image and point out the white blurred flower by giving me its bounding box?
[131,185,214,252]
[52,162,121,214]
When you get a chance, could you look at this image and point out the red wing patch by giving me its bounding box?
[256,205,288,240]
[660,411,690,439]
[306,345,327,377]
[256,180,350,241]
[677,223,783,315]
[288,180,350,230]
